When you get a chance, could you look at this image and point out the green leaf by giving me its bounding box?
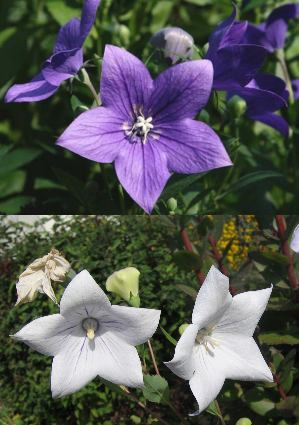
[216,171,283,200]
[34,178,66,190]
[206,400,222,418]
[150,1,174,33]
[249,399,275,416]
[100,378,126,396]
[0,196,33,213]
[161,174,203,200]
[46,0,80,25]
[176,284,197,299]
[143,375,169,405]
[52,167,88,207]
[0,170,25,198]
[259,329,299,345]
[0,148,41,175]
[249,250,289,266]
[173,250,202,270]
[160,326,177,346]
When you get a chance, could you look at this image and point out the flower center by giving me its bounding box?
[195,327,218,353]
[82,317,99,340]
[123,114,154,145]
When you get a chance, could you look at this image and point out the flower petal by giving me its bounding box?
[107,305,161,346]
[11,314,75,356]
[157,119,232,174]
[79,0,101,45]
[57,107,125,163]
[189,345,225,414]
[149,60,213,123]
[215,286,272,336]
[192,265,232,328]
[243,23,274,51]
[164,323,199,380]
[249,112,289,137]
[60,270,111,321]
[292,79,299,100]
[211,334,273,382]
[101,45,153,120]
[51,333,98,398]
[290,224,299,252]
[41,273,58,304]
[95,330,144,387]
[114,139,171,213]
[42,48,83,86]
[5,73,58,103]
[265,4,299,50]
[54,18,81,52]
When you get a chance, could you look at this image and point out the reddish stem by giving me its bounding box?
[180,228,205,285]
[273,373,287,400]
[275,215,299,291]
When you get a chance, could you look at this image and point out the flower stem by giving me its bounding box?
[80,68,101,106]
[276,49,294,104]
[118,184,126,214]
[215,400,226,425]
[180,227,205,284]
[147,339,160,376]
[273,373,287,400]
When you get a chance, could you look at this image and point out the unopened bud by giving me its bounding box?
[106,267,140,303]
[167,197,177,212]
[150,27,194,64]
[179,323,189,335]
[236,418,252,425]
[228,95,247,118]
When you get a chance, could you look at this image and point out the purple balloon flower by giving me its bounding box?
[5,0,101,103]
[244,3,299,52]
[57,45,232,214]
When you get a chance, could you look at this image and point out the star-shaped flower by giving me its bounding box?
[12,270,161,398]
[57,45,232,213]
[165,265,273,415]
[16,248,70,305]
[5,0,101,103]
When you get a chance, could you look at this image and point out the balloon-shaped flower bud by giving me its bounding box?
[236,419,252,425]
[290,224,299,252]
[228,95,247,118]
[167,197,177,212]
[106,267,140,307]
[150,27,194,64]
[16,249,70,305]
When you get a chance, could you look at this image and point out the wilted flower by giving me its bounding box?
[16,249,70,305]
[57,45,231,213]
[150,27,194,64]
[106,267,140,306]
[165,265,273,415]
[12,270,161,397]
[290,224,299,252]
[5,0,101,102]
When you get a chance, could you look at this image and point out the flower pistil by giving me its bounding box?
[82,317,99,340]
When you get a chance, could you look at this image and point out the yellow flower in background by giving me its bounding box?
[217,216,258,269]
[16,249,70,305]
[106,267,140,307]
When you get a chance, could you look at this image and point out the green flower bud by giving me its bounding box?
[199,109,210,123]
[228,95,247,118]
[179,323,189,335]
[236,418,252,425]
[106,267,140,303]
[167,197,177,212]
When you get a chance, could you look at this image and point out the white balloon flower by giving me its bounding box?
[12,270,161,398]
[165,265,273,415]
[290,224,299,252]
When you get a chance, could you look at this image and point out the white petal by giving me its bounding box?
[60,270,111,320]
[51,330,98,398]
[11,314,74,356]
[106,305,161,346]
[16,269,45,304]
[192,265,232,328]
[212,333,273,382]
[215,286,272,336]
[290,224,299,252]
[189,345,225,414]
[41,273,58,304]
[95,330,144,388]
[164,323,198,380]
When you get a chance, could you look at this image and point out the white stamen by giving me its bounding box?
[196,327,219,353]
[125,113,154,144]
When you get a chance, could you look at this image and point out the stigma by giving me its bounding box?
[82,318,99,340]
[195,327,218,353]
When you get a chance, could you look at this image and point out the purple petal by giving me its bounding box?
[54,18,81,52]
[247,74,289,102]
[157,119,232,174]
[100,45,153,120]
[249,112,289,137]
[149,60,213,123]
[114,140,171,214]
[266,4,299,50]
[220,21,248,48]
[42,48,83,86]
[212,44,268,90]
[57,107,125,163]
[5,72,58,103]
[292,79,299,100]
[243,23,274,52]
[79,0,101,45]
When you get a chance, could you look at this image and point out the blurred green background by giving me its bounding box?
[1,0,299,214]
[0,214,299,424]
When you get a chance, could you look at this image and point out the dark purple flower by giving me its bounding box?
[243,3,299,52]
[57,45,232,213]
[205,6,268,92]
[228,74,289,137]
[150,27,194,64]
[5,0,101,103]
[292,79,299,100]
